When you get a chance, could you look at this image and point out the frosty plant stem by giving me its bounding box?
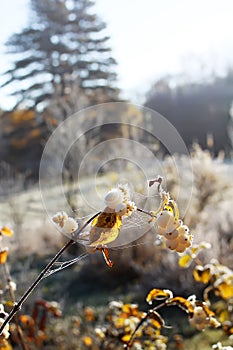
[0,212,100,335]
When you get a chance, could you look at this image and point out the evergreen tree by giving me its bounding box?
[1,0,119,115]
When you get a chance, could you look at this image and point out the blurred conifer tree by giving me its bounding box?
[1,0,119,118]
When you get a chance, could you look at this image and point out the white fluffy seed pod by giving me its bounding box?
[104,188,123,210]
[52,211,68,227]
[62,218,78,234]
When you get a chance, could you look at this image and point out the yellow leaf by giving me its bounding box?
[89,212,122,246]
[190,246,200,257]
[0,227,13,237]
[91,210,121,228]
[193,266,211,284]
[146,289,173,304]
[121,334,132,343]
[179,254,192,268]
[218,309,229,323]
[121,304,140,317]
[89,228,119,246]
[113,317,125,329]
[216,282,233,300]
[164,200,179,221]
[166,297,194,316]
[82,336,92,347]
[223,323,233,336]
[0,249,8,264]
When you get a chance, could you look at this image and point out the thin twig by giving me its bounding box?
[3,262,29,350]
[136,208,153,217]
[125,302,166,349]
[0,211,100,335]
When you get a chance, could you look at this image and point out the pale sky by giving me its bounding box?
[0,0,233,109]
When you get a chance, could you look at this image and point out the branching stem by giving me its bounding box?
[0,211,100,335]
[125,302,166,349]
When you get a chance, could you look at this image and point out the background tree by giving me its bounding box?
[1,0,119,118]
[144,72,233,156]
[0,0,120,179]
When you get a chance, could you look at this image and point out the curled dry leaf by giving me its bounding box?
[166,297,194,316]
[146,289,173,304]
[98,247,114,267]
